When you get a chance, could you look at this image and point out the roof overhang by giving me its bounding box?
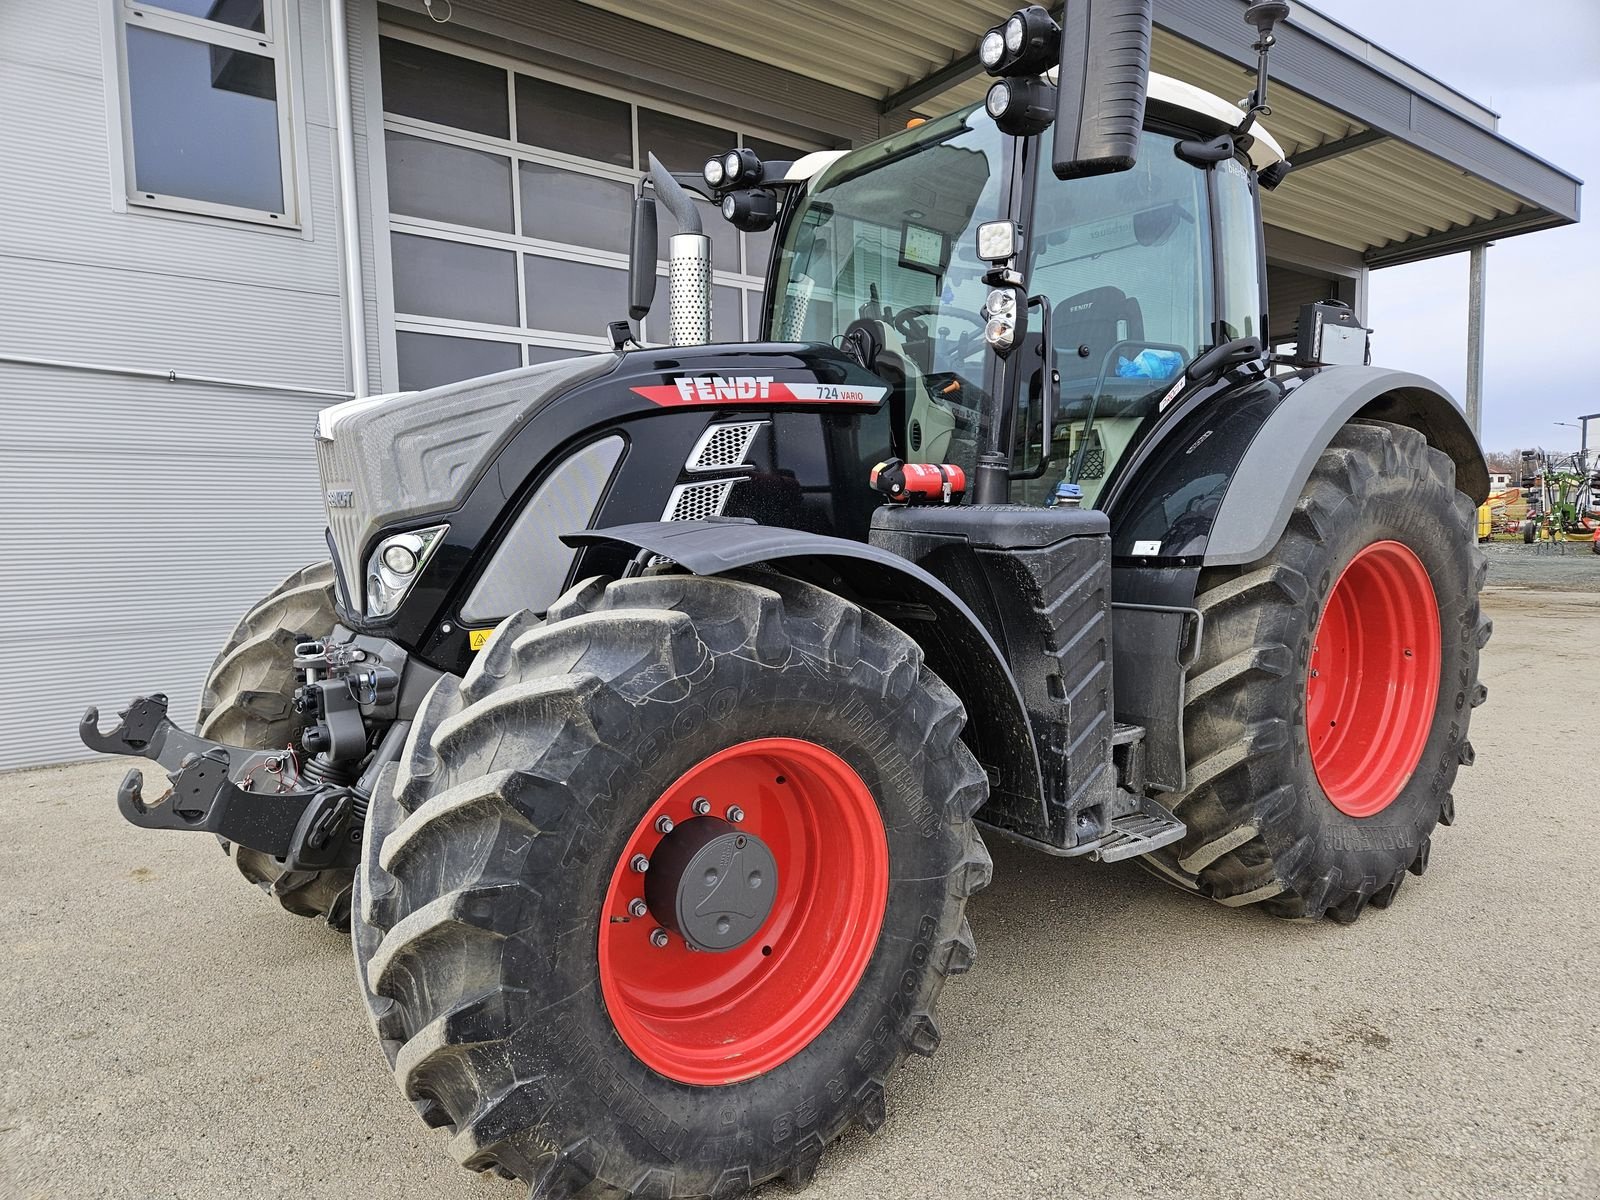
[575,0,1580,269]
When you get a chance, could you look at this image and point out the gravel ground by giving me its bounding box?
[2,587,1596,1200]
[1482,538,1600,590]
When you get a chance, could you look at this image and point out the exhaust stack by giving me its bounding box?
[647,153,712,346]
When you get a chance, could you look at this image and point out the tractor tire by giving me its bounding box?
[1143,421,1488,923]
[198,560,353,926]
[1523,517,1538,543]
[352,570,989,1196]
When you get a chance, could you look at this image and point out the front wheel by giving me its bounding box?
[1144,421,1488,922]
[352,570,989,1195]
[197,560,353,924]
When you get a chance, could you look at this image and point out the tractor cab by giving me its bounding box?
[764,74,1284,510]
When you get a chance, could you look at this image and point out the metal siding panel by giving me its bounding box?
[0,366,328,771]
[1,257,348,390]
[0,0,351,769]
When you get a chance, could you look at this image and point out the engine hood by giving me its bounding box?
[315,354,621,605]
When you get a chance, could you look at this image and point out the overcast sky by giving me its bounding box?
[1310,1,1598,454]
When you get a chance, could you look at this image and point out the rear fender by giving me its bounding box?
[1204,367,1489,567]
[565,521,1047,839]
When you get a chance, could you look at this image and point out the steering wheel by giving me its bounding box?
[890,305,987,339]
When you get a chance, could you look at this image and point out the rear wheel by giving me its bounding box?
[1144,421,1488,921]
[198,560,353,925]
[352,571,989,1195]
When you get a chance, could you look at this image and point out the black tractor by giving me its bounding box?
[81,2,1489,1195]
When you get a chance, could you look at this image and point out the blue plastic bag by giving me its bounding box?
[1115,349,1184,380]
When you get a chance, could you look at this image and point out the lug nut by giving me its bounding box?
[650,928,670,948]
[655,815,675,834]
[629,898,648,918]
[631,854,650,873]
[692,797,711,816]
[727,805,745,824]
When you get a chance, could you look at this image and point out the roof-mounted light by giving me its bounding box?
[717,147,762,188]
[986,76,1058,136]
[979,6,1062,77]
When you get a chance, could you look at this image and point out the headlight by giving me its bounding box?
[703,157,725,187]
[722,150,743,182]
[985,287,1017,320]
[365,524,447,619]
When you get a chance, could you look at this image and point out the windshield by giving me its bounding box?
[769,108,1008,471]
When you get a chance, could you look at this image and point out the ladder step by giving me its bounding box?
[1089,799,1185,863]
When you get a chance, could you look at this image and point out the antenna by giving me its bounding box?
[1235,1,1290,137]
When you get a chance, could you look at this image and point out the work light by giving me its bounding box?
[718,148,762,187]
[979,28,1006,70]
[979,6,1062,77]
[703,157,725,187]
[986,77,1058,136]
[976,220,1018,263]
[720,187,778,232]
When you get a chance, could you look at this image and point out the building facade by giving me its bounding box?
[0,0,1579,768]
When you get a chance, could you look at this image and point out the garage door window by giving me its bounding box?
[115,0,297,224]
[380,28,818,390]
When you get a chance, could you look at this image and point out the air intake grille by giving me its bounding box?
[687,422,764,472]
[663,479,736,522]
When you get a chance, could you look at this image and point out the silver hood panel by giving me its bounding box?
[315,355,619,609]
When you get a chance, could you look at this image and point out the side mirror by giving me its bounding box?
[1053,0,1153,180]
[627,190,658,322]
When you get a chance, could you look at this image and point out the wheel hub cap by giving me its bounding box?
[644,817,779,952]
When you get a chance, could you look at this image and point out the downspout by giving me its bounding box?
[329,0,369,398]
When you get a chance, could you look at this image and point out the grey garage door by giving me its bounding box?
[379,29,813,391]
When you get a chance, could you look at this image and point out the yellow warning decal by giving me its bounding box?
[468,628,495,651]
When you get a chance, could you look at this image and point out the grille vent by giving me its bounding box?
[663,479,736,522]
[687,421,764,472]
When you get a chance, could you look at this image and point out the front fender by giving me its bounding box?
[565,520,1047,840]
[1204,367,1488,567]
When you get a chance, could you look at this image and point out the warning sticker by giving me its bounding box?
[468,628,495,651]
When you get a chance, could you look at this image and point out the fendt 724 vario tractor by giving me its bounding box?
[82,2,1490,1194]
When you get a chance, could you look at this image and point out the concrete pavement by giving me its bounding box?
[2,587,1596,1200]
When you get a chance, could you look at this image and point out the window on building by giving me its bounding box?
[116,0,297,224]
[380,29,825,390]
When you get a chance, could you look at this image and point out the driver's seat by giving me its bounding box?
[1053,287,1158,421]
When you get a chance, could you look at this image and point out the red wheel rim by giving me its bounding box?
[1306,540,1442,817]
[598,738,888,1085]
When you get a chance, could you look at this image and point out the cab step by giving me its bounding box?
[1086,798,1186,863]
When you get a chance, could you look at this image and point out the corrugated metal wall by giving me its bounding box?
[0,0,346,770]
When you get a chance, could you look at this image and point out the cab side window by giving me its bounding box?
[1213,156,1265,343]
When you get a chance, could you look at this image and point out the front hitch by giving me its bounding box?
[80,693,358,870]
